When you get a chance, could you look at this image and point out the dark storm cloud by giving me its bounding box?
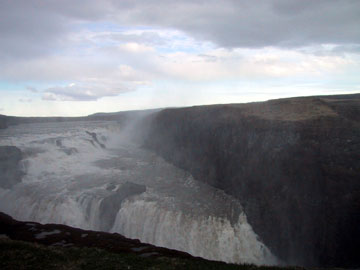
[1,0,360,61]
[0,1,65,60]
[112,0,360,48]
[0,0,109,60]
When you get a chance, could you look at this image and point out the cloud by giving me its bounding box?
[1,0,359,74]
[18,98,32,103]
[85,30,167,47]
[0,1,66,61]
[109,0,360,48]
[152,47,354,81]
[42,82,131,101]
[0,0,359,115]
[1,0,359,59]
[1,35,355,92]
[26,86,38,93]
[0,0,112,61]
[118,42,155,53]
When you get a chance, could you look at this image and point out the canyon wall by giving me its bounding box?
[0,115,7,129]
[143,95,360,267]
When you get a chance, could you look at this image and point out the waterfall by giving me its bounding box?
[0,120,278,265]
[111,197,277,265]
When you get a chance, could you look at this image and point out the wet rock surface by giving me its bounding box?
[99,182,146,231]
[86,131,106,149]
[143,94,360,267]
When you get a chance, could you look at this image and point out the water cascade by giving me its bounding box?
[0,121,278,265]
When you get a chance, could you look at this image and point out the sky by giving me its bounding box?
[0,0,360,116]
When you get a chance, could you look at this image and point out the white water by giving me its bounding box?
[0,121,277,265]
[112,198,275,264]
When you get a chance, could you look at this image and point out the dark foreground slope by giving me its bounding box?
[0,212,295,270]
[143,94,360,267]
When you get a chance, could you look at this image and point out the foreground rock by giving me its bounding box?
[0,211,194,260]
[0,212,292,270]
[144,94,360,267]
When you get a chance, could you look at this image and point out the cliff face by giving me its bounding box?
[143,95,360,267]
[0,115,7,129]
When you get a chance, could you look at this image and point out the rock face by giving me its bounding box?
[143,95,360,267]
[0,115,7,129]
[0,211,195,261]
[99,182,146,231]
[0,146,23,189]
